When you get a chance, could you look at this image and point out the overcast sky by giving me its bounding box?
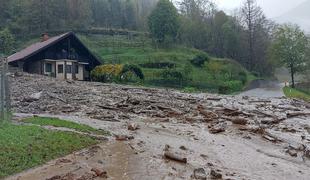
[214,0,307,18]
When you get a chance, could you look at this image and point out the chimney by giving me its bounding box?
[41,33,49,42]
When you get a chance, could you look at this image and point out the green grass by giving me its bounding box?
[23,117,110,136]
[283,87,310,102]
[0,123,98,178]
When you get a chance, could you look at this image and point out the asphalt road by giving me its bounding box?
[239,80,285,98]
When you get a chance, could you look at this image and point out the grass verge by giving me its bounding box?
[23,117,110,136]
[0,123,98,178]
[283,87,310,102]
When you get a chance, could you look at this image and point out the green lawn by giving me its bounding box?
[283,87,310,102]
[23,117,110,136]
[0,123,98,178]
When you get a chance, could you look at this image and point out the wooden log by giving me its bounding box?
[249,100,271,103]
[287,112,310,118]
[164,151,187,163]
[207,97,222,101]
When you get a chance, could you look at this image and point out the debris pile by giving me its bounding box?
[9,73,310,180]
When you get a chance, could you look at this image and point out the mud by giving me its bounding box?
[5,73,310,180]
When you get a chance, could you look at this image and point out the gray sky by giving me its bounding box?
[215,0,307,18]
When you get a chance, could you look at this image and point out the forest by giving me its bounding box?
[0,0,309,94]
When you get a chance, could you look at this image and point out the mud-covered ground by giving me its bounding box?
[6,74,310,180]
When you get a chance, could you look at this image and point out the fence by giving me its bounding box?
[0,58,11,122]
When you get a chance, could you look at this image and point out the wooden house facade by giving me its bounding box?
[8,32,101,80]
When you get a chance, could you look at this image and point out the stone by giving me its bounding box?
[192,168,207,180]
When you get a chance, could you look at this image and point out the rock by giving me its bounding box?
[286,149,298,157]
[210,169,222,179]
[192,168,207,180]
[91,168,108,178]
[128,123,140,131]
[55,158,72,164]
[115,134,134,141]
[23,92,42,102]
[179,145,187,151]
[14,71,23,77]
[209,124,226,134]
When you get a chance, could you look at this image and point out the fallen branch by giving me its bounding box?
[207,97,222,101]
[249,100,271,103]
[96,104,118,111]
[287,112,310,118]
[164,151,187,163]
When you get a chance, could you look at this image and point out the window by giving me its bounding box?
[75,65,79,74]
[66,65,72,74]
[58,64,64,74]
[45,63,52,73]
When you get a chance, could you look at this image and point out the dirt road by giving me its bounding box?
[6,74,310,180]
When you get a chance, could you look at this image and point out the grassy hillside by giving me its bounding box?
[79,34,254,93]
[16,33,254,94]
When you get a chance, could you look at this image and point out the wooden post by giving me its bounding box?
[64,61,67,80]
[0,58,4,122]
[4,58,10,121]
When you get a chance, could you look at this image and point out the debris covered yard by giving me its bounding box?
[6,74,310,180]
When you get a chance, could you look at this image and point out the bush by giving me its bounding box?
[218,80,243,94]
[121,64,144,80]
[190,54,209,67]
[91,64,123,82]
[161,68,183,81]
[91,64,144,83]
[183,87,198,93]
[238,72,247,85]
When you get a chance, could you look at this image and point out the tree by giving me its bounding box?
[270,24,309,88]
[241,0,263,70]
[148,0,180,44]
[0,28,15,56]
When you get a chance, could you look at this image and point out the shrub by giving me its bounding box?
[91,64,123,82]
[238,72,247,85]
[161,68,183,81]
[207,61,222,79]
[183,87,198,93]
[190,54,209,67]
[121,64,144,80]
[218,80,243,94]
[91,64,144,83]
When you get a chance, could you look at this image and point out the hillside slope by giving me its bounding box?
[79,34,254,93]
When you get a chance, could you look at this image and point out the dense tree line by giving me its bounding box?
[174,0,275,76]
[0,0,158,36]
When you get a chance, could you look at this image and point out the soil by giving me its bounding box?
[5,73,310,180]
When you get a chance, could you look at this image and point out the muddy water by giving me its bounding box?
[6,141,138,180]
[8,110,310,180]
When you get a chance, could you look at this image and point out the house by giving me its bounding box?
[8,32,101,80]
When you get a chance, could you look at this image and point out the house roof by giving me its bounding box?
[8,32,101,65]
